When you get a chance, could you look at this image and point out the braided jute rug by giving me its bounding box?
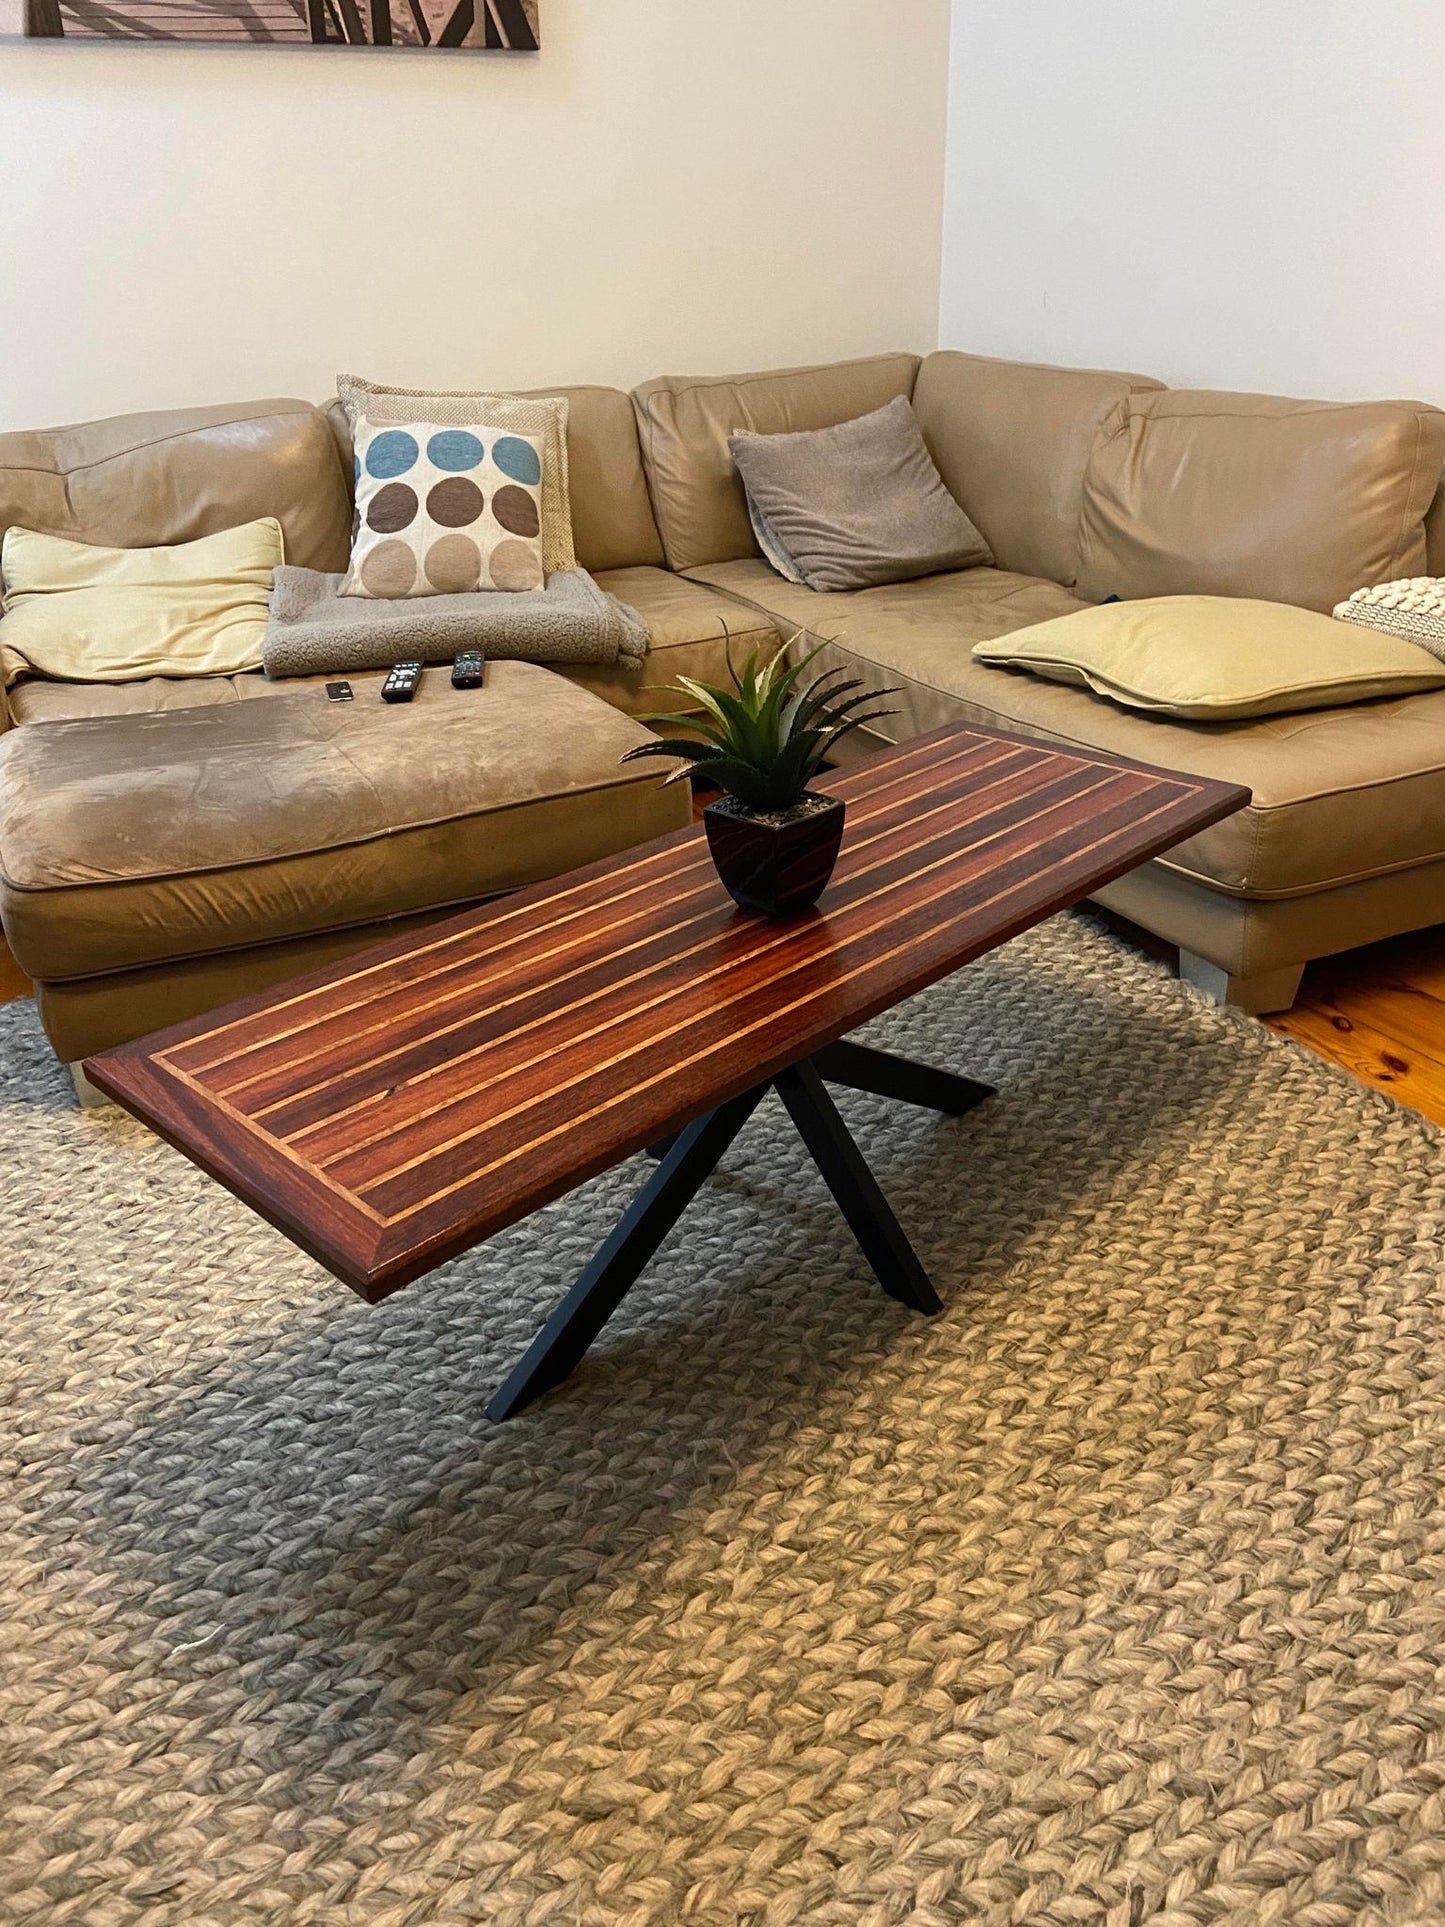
[6,913,1445,1927]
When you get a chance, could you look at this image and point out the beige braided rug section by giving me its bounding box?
[5,912,1445,1927]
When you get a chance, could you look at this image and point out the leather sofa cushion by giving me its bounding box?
[0,399,351,575]
[0,662,688,980]
[8,567,785,728]
[557,566,781,716]
[8,673,263,725]
[632,355,921,574]
[323,384,665,576]
[35,908,479,1067]
[1427,480,1445,578]
[688,556,1088,654]
[1078,388,1445,613]
[690,558,1445,902]
[912,351,1163,588]
[542,386,667,573]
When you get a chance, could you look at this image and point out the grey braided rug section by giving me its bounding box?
[5,912,1445,1927]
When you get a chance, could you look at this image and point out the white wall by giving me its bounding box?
[940,0,1445,404]
[0,0,951,430]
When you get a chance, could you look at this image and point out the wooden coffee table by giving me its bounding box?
[87,724,1247,1420]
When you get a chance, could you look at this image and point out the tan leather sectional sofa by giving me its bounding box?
[2,350,1444,1083]
[634,353,1445,1017]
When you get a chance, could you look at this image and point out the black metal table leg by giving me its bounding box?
[486,1083,769,1421]
[489,1038,996,1416]
[772,1060,942,1315]
[812,1038,994,1116]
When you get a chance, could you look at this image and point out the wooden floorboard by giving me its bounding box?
[1267,932,1445,1125]
[0,934,29,1006]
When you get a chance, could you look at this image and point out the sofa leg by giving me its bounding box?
[1178,952,1305,1016]
[68,1061,111,1109]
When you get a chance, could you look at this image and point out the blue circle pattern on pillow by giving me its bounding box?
[366,430,420,480]
[427,430,486,472]
[492,435,543,487]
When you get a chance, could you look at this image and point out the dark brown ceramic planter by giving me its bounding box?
[702,791,847,917]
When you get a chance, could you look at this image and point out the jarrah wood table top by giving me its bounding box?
[87,724,1248,1300]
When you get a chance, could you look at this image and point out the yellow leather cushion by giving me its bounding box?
[973,595,1445,720]
[0,518,283,687]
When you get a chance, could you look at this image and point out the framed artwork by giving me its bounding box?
[0,0,536,47]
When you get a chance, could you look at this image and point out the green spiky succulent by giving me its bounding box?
[622,643,898,814]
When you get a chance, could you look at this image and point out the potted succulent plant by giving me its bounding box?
[622,644,898,916]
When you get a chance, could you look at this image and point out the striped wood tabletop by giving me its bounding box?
[87,724,1248,1299]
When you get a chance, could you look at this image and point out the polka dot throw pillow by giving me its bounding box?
[343,417,545,599]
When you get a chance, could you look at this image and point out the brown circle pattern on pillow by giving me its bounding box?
[366,483,419,534]
[492,485,541,539]
[342,420,545,600]
[426,477,485,528]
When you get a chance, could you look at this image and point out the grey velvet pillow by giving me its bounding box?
[729,396,992,592]
[743,490,806,584]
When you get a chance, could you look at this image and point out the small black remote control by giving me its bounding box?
[325,680,353,702]
[452,651,485,689]
[381,662,423,703]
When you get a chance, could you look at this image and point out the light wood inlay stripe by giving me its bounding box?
[152,1060,390,1224]
[256,746,1060,1137]
[87,723,1245,1299]
[302,761,1126,1176]
[227,741,1039,1116]
[349,769,1152,1205]
[368,781,1198,1227]
[166,728,1009,1078]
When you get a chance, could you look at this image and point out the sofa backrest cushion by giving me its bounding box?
[631,354,922,573]
[1426,477,1445,577]
[912,351,1163,588]
[0,400,352,575]
[548,385,666,573]
[324,384,664,576]
[1077,388,1445,613]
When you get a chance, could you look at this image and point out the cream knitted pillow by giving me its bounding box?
[338,374,575,576]
[1334,577,1445,660]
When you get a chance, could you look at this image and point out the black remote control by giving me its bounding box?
[381,661,423,703]
[325,680,353,702]
[452,651,485,689]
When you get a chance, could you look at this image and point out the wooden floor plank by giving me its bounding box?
[1265,928,1445,1127]
[1301,979,1445,1075]
[0,935,29,1005]
[1315,934,1445,1008]
[1268,997,1445,1119]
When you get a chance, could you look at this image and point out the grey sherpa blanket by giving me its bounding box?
[263,567,648,679]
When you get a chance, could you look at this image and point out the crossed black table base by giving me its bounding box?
[486,1039,994,1421]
